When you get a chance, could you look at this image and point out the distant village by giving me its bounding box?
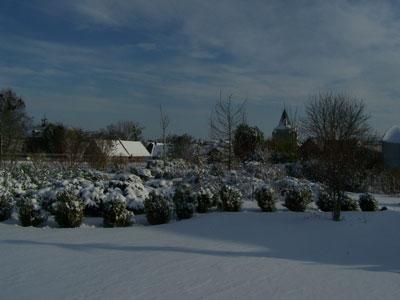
[24,108,400,170]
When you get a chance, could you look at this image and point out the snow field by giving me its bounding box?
[1,198,399,300]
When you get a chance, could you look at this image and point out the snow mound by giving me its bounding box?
[383,125,400,144]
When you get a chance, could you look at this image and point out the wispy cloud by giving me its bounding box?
[1,0,400,137]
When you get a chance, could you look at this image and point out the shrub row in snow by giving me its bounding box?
[143,183,244,226]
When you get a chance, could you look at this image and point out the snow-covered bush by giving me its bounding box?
[224,171,265,201]
[219,185,243,212]
[17,196,47,227]
[316,189,334,212]
[196,188,213,213]
[132,167,153,181]
[254,186,277,212]
[340,194,358,211]
[284,185,312,212]
[0,194,12,221]
[53,191,84,228]
[173,184,197,219]
[144,191,173,225]
[79,185,105,217]
[108,173,148,214]
[103,191,133,227]
[359,193,379,211]
[124,183,149,214]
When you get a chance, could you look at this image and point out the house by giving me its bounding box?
[86,139,151,162]
[382,125,400,169]
[110,140,150,159]
[147,142,167,158]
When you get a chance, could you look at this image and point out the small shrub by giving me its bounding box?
[0,194,12,222]
[359,193,379,211]
[219,185,243,212]
[255,186,277,212]
[196,188,213,213]
[173,184,197,220]
[18,196,47,227]
[53,191,84,228]
[340,194,358,211]
[144,191,173,225]
[316,189,334,212]
[284,185,312,212]
[103,192,133,227]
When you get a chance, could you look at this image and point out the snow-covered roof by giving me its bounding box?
[383,126,400,144]
[110,140,150,157]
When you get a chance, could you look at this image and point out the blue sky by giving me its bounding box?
[0,0,399,138]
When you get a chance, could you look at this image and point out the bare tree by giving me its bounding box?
[63,128,90,170]
[160,105,170,161]
[210,92,246,170]
[84,139,114,170]
[100,121,144,141]
[302,92,372,221]
[287,106,299,132]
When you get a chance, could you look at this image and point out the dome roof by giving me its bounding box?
[383,125,400,144]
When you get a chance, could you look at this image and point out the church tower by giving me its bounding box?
[272,109,298,146]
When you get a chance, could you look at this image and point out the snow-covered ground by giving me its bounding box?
[1,196,400,300]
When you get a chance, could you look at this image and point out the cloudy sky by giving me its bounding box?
[0,0,399,138]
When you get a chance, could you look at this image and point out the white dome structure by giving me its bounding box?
[382,126,400,168]
[383,125,400,144]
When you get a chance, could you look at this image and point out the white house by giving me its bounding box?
[147,142,167,158]
[86,139,150,160]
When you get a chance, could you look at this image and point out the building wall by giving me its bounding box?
[383,142,400,168]
[272,128,298,146]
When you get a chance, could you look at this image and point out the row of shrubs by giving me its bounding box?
[0,183,242,227]
[0,184,381,228]
[144,184,244,225]
[316,190,379,212]
[145,184,380,227]
[0,191,135,228]
[255,186,380,213]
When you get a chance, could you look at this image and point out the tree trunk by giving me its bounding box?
[332,191,341,221]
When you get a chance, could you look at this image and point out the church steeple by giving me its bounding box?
[277,109,292,129]
[272,108,298,148]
